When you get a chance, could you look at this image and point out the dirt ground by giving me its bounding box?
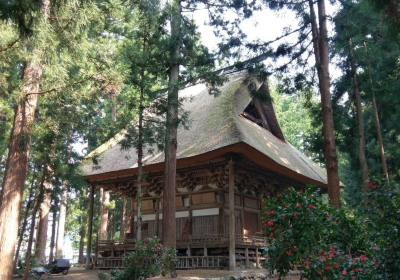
[44,267,300,280]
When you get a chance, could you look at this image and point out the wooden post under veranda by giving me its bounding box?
[228,160,236,271]
[86,184,95,270]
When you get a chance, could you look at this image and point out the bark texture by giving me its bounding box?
[309,0,341,208]
[162,0,181,277]
[0,63,41,279]
[35,162,53,264]
[13,174,36,271]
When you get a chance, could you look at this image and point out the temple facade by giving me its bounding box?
[81,72,328,270]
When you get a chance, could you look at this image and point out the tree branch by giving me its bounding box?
[26,75,95,96]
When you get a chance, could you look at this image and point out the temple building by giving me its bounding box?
[81,72,328,270]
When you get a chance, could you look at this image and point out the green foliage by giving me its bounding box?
[99,237,178,280]
[363,176,400,279]
[259,179,400,279]
[260,186,367,278]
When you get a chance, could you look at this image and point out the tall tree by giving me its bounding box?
[163,1,181,275]
[0,0,49,276]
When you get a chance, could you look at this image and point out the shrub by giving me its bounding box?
[108,237,178,280]
[363,177,400,279]
[259,186,376,279]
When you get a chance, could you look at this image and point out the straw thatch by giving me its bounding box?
[81,72,328,187]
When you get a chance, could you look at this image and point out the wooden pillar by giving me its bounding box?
[245,247,249,268]
[86,184,95,270]
[218,191,224,235]
[155,198,159,237]
[228,160,236,270]
[188,193,192,236]
[256,247,260,268]
[120,196,126,242]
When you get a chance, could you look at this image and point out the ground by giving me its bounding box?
[35,267,300,280]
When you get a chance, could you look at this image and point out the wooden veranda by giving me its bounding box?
[95,234,268,269]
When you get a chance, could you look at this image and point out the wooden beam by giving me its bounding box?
[86,184,95,270]
[228,160,236,271]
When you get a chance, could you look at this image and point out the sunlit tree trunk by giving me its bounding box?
[308,0,341,208]
[13,171,37,271]
[99,190,109,240]
[56,179,68,257]
[48,206,57,262]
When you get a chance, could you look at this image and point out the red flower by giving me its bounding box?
[268,221,274,226]
[296,202,301,207]
[342,270,347,275]
[317,270,323,275]
[325,265,331,270]
[360,254,366,261]
[299,190,303,193]
[322,256,327,262]
[372,246,378,250]
[293,245,297,249]
[285,251,291,255]
[308,204,315,209]
[329,253,334,258]
[334,263,339,268]
[368,181,377,189]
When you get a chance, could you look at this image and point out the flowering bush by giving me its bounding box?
[110,237,178,280]
[363,177,400,279]
[259,186,378,279]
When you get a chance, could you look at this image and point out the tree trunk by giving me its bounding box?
[79,190,88,264]
[13,170,37,271]
[136,66,146,241]
[0,0,49,277]
[308,0,341,208]
[162,0,181,277]
[99,190,109,240]
[349,42,369,198]
[0,64,41,279]
[120,196,126,242]
[372,95,389,182]
[56,178,68,258]
[35,162,53,264]
[48,206,57,262]
[23,177,44,280]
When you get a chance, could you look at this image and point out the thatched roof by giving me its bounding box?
[81,73,328,188]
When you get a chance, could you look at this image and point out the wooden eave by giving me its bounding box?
[85,141,328,189]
